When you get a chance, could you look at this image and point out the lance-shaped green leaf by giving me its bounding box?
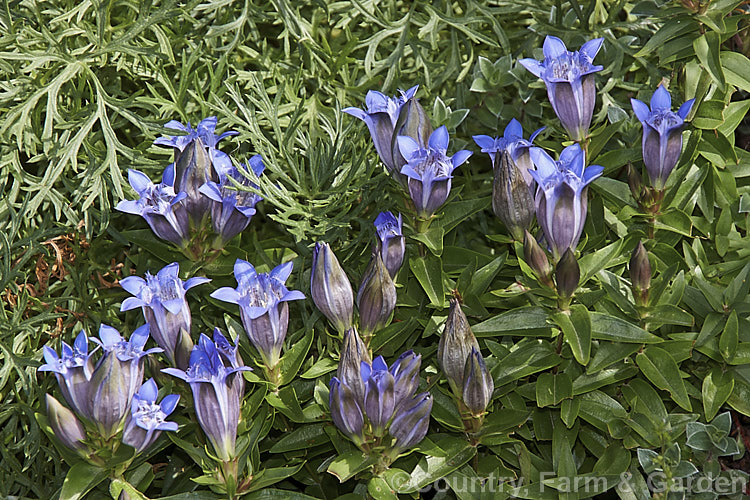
[635,346,692,411]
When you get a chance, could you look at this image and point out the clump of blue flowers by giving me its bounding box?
[39,325,177,462]
[116,117,265,259]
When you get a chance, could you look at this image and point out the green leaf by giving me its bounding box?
[654,209,692,237]
[536,372,573,407]
[693,33,725,90]
[398,441,476,493]
[702,368,734,421]
[59,462,108,500]
[719,310,739,362]
[552,305,592,365]
[269,423,330,453]
[327,451,378,482]
[367,477,399,500]
[110,478,149,500]
[473,306,551,337]
[722,51,750,92]
[635,346,692,411]
[279,333,314,386]
[300,357,337,379]
[410,226,444,256]
[590,313,662,343]
[588,343,641,374]
[634,16,697,58]
[246,463,306,493]
[436,198,491,234]
[578,240,624,284]
[493,341,561,386]
[409,255,445,308]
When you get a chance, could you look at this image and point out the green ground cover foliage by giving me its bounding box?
[2,0,750,498]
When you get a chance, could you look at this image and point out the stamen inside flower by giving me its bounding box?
[134,400,168,429]
[141,184,179,214]
[648,110,682,133]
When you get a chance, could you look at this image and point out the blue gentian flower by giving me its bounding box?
[163,330,251,461]
[199,154,265,245]
[122,378,180,453]
[529,144,603,261]
[154,117,238,223]
[154,116,237,176]
[311,242,354,334]
[631,85,695,190]
[88,324,162,439]
[39,330,97,420]
[343,86,424,176]
[520,36,604,141]
[211,260,305,369]
[329,351,431,454]
[116,167,189,247]
[120,262,210,370]
[473,118,544,186]
[374,212,405,279]
[397,126,472,218]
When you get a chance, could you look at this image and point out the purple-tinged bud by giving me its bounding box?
[162,332,251,461]
[116,168,190,248]
[374,212,406,279]
[519,36,604,141]
[211,260,304,369]
[310,242,354,333]
[389,350,421,406]
[628,164,644,203]
[362,357,396,436]
[437,299,480,398]
[88,324,162,439]
[122,378,179,453]
[523,230,554,288]
[173,138,212,224]
[631,86,695,190]
[461,347,494,417]
[357,253,397,338]
[38,330,97,420]
[329,377,365,445]
[555,249,580,300]
[529,144,603,261]
[389,392,432,453]
[338,328,370,404]
[630,241,651,306]
[46,394,88,455]
[120,262,210,370]
[492,150,535,240]
[343,86,420,178]
[199,155,265,246]
[398,126,472,218]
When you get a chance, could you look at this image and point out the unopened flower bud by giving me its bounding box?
[357,253,397,337]
[461,347,494,416]
[628,163,643,203]
[630,241,651,306]
[523,230,553,287]
[389,392,432,452]
[555,249,580,300]
[438,299,479,397]
[374,212,406,279]
[311,242,354,333]
[338,328,370,403]
[174,137,212,224]
[392,95,433,176]
[493,150,535,240]
[329,378,365,444]
[46,394,88,455]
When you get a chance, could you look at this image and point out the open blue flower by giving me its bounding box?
[122,378,180,452]
[529,144,603,261]
[116,167,189,247]
[199,154,265,245]
[343,86,421,175]
[120,262,210,369]
[397,126,472,218]
[631,86,695,190]
[211,260,305,368]
[520,36,604,141]
[88,324,162,439]
[163,330,250,461]
[473,118,544,185]
[154,116,237,176]
[39,330,97,420]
